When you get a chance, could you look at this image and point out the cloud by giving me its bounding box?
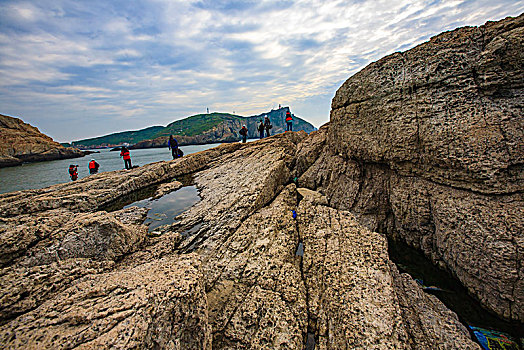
[0,0,522,142]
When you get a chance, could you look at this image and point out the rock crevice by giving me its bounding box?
[300,14,524,322]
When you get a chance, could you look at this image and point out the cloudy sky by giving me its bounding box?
[1,0,522,142]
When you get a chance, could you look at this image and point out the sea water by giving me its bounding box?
[0,144,221,194]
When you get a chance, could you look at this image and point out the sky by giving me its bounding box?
[0,0,522,142]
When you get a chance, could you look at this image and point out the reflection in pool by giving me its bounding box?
[125,185,200,232]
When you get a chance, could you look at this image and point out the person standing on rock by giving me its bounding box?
[239,124,248,143]
[88,159,100,174]
[120,146,132,170]
[168,135,179,159]
[68,164,78,181]
[285,111,293,131]
[258,119,265,139]
[264,115,272,137]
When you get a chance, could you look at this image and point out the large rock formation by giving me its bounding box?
[0,14,521,349]
[0,132,480,348]
[299,14,523,321]
[0,114,85,167]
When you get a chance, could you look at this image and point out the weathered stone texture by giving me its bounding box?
[296,188,480,349]
[300,14,524,321]
[0,114,84,167]
[0,130,484,348]
[0,254,211,350]
[297,189,409,349]
[330,15,523,194]
[389,263,479,349]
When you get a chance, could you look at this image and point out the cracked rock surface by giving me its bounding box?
[300,14,523,321]
[0,132,481,348]
[1,14,521,349]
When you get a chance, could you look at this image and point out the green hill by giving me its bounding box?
[72,108,315,148]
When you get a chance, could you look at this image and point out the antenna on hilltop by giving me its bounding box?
[207,107,209,114]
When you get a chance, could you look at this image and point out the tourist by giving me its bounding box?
[88,159,100,174]
[120,146,132,169]
[285,111,293,131]
[68,164,78,181]
[258,119,265,139]
[239,124,248,143]
[264,115,272,137]
[168,135,179,159]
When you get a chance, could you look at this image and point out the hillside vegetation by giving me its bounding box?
[72,109,315,148]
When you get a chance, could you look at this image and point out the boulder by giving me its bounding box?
[0,254,211,350]
[299,14,524,321]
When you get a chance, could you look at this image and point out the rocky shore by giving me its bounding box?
[0,133,480,349]
[300,13,523,322]
[0,114,85,167]
[0,14,522,349]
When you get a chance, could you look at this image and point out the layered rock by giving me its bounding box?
[2,14,521,349]
[0,254,211,349]
[0,132,480,348]
[299,14,523,321]
[0,114,84,167]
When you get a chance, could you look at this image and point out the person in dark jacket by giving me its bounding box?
[264,116,272,137]
[239,125,248,143]
[120,146,132,169]
[168,135,179,159]
[88,159,100,174]
[258,119,265,139]
[285,111,293,131]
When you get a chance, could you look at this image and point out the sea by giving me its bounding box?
[0,143,222,195]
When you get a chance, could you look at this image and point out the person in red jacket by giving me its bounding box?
[68,164,78,181]
[120,146,132,169]
[88,159,100,174]
[285,111,293,131]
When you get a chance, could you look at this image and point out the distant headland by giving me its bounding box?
[72,107,316,149]
[0,114,85,168]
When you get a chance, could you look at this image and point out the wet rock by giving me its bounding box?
[152,180,183,199]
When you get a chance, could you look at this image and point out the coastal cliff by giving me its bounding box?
[0,114,84,167]
[0,14,521,349]
[299,14,523,321]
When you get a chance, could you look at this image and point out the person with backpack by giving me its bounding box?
[168,135,180,159]
[285,111,293,131]
[239,124,248,143]
[120,146,132,169]
[68,164,78,181]
[264,115,272,137]
[258,119,265,139]
[88,159,100,174]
